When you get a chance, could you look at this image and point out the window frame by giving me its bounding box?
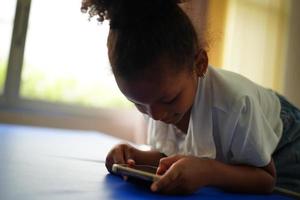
[0,0,140,142]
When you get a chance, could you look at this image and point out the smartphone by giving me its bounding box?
[112,164,160,182]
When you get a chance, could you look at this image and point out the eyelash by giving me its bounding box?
[163,95,178,104]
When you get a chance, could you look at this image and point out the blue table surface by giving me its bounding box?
[0,123,294,200]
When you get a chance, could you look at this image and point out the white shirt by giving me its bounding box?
[147,66,283,167]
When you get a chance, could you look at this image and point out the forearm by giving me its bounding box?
[207,159,276,193]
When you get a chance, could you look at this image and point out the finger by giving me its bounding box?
[157,155,183,175]
[123,146,136,166]
[126,159,135,166]
[113,147,126,164]
[156,165,168,175]
[105,153,114,172]
[105,145,131,174]
[151,165,180,192]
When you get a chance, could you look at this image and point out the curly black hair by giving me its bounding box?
[82,0,204,81]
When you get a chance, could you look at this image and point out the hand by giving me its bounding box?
[105,143,137,173]
[151,155,213,195]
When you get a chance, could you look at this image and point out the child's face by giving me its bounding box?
[115,59,199,125]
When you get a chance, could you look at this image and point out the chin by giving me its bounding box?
[161,119,173,124]
[162,114,183,124]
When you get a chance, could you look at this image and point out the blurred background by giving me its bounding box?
[0,0,299,144]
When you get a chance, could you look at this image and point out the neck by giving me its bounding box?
[174,109,191,134]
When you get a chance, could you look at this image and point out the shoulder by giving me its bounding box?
[206,66,277,114]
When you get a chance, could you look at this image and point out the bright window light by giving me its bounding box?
[20,0,132,108]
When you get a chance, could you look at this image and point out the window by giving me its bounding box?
[0,0,17,94]
[0,0,142,142]
[20,0,130,108]
[222,0,289,91]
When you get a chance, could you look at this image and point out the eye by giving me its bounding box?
[162,94,179,104]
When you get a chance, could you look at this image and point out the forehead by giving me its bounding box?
[116,67,187,104]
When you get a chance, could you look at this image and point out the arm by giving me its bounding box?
[208,158,276,193]
[152,155,276,194]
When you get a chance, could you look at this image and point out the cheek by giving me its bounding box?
[174,100,191,113]
[174,88,197,113]
[166,101,188,115]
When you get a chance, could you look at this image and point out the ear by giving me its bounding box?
[194,49,208,77]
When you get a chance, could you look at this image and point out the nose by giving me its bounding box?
[147,104,167,121]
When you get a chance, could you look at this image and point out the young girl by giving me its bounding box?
[81,0,300,195]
